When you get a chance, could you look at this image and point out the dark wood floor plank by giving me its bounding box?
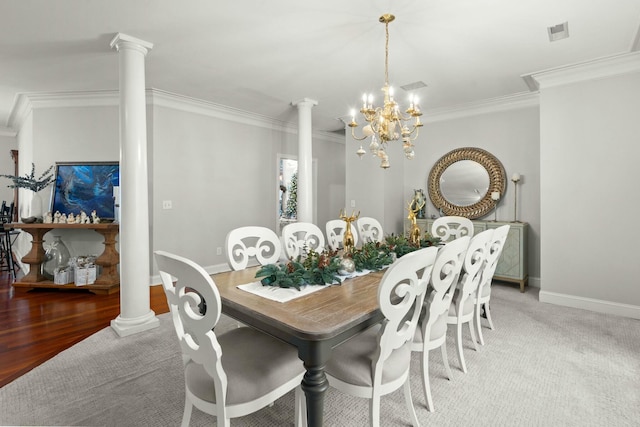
[0,273,169,387]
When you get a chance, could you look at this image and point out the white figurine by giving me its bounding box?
[75,213,82,224]
[67,213,76,224]
[53,211,61,224]
[91,210,100,224]
[43,211,53,224]
[79,211,89,224]
[60,213,67,223]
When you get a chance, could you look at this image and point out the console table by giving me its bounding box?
[6,223,120,295]
[404,219,529,292]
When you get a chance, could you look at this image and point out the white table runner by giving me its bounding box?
[237,269,372,303]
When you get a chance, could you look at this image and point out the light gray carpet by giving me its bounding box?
[1,284,639,427]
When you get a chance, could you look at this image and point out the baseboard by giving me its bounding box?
[150,262,231,287]
[539,290,640,319]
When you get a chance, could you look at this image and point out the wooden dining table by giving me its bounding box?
[212,266,387,427]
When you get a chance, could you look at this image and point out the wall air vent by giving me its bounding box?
[548,22,569,42]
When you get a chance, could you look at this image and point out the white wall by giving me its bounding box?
[13,94,345,277]
[538,65,640,316]
[345,134,387,227]
[344,129,407,236]
[24,105,120,256]
[346,106,541,281]
[407,106,541,281]
[149,100,344,273]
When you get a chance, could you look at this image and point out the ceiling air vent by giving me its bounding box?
[400,81,427,91]
[548,22,569,42]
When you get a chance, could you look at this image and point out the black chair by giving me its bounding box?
[0,201,19,279]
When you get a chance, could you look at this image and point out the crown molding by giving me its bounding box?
[6,88,343,144]
[149,88,291,130]
[338,93,539,126]
[523,51,640,90]
[8,90,119,129]
[149,89,343,143]
[7,93,32,130]
[0,126,17,137]
[423,91,539,123]
[7,87,540,139]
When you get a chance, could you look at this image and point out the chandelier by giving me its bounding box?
[348,14,423,169]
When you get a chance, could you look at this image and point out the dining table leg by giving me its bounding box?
[298,340,331,427]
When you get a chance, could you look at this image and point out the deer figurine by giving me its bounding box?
[339,209,360,254]
[407,199,424,246]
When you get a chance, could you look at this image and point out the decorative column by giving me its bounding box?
[292,98,317,223]
[109,33,159,337]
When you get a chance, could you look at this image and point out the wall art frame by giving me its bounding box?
[50,161,120,220]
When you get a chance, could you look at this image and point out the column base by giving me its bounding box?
[111,310,160,337]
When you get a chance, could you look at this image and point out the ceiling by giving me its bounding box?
[2,0,639,133]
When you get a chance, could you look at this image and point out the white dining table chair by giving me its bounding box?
[225,226,282,270]
[154,251,306,427]
[411,236,469,412]
[281,222,325,259]
[357,216,384,244]
[325,219,359,251]
[324,246,437,426]
[474,224,510,345]
[446,228,493,373]
[431,216,474,242]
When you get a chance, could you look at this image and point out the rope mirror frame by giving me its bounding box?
[427,147,506,219]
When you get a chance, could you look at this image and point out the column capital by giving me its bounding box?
[291,98,318,108]
[110,33,154,55]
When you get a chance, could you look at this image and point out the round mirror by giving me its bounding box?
[428,147,506,219]
[440,160,490,206]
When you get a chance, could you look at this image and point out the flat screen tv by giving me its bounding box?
[51,161,120,220]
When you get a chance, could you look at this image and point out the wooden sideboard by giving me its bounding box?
[404,218,529,292]
[6,222,120,295]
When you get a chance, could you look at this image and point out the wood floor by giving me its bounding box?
[0,272,169,388]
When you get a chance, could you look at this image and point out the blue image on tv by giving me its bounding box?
[51,162,119,220]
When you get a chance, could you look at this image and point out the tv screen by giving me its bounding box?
[51,162,119,220]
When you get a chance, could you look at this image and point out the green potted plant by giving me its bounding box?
[0,163,54,222]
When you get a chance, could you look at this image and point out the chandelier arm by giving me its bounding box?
[408,127,420,141]
[350,127,368,141]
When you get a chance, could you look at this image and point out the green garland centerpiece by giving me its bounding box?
[256,247,342,290]
[349,241,395,272]
[255,233,442,290]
